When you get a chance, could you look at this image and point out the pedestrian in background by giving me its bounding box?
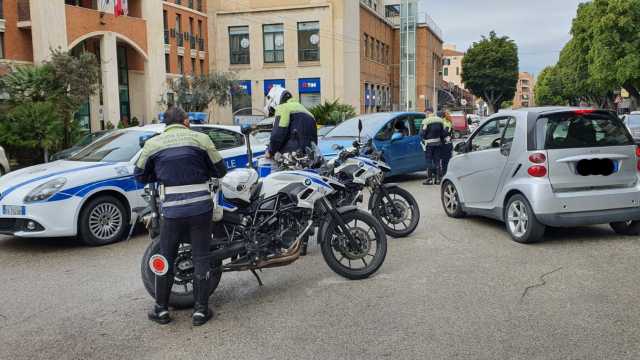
[420,109,446,185]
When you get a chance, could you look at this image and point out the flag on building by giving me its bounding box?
[114,0,128,17]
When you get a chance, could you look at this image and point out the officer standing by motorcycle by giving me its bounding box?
[441,111,454,176]
[421,109,447,185]
[135,106,228,326]
[264,86,318,161]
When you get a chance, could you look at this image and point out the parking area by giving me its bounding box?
[1,176,640,360]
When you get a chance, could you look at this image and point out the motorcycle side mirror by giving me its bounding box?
[358,119,363,133]
[353,140,361,148]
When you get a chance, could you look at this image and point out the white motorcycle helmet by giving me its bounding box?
[264,85,293,117]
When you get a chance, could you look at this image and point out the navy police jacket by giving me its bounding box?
[270,100,318,154]
[134,124,228,219]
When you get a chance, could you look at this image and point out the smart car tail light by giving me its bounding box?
[527,152,548,178]
[636,145,640,172]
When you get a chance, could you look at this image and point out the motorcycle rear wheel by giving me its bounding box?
[141,236,222,309]
[320,209,387,280]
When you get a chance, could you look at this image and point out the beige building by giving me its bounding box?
[442,44,464,89]
[207,0,360,123]
[513,71,535,108]
[208,0,443,124]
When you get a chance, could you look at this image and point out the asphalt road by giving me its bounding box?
[1,175,640,360]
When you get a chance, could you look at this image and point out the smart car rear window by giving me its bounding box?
[537,112,633,150]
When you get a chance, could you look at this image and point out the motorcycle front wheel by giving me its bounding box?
[370,186,420,238]
[140,237,222,309]
[320,209,387,280]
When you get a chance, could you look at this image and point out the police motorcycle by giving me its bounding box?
[274,120,420,239]
[137,125,387,308]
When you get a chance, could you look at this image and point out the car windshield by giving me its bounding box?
[324,114,390,138]
[626,114,640,127]
[69,130,156,162]
[538,112,633,149]
[318,126,335,136]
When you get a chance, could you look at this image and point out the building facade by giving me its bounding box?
[442,44,463,89]
[208,0,443,124]
[0,0,209,131]
[513,71,535,109]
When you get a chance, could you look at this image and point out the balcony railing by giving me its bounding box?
[17,0,30,22]
[198,38,204,51]
[176,31,184,47]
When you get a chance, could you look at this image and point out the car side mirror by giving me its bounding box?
[391,132,404,142]
[139,134,155,148]
[240,124,253,135]
[454,141,467,153]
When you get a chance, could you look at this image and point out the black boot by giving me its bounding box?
[192,273,214,326]
[422,170,433,185]
[148,304,171,325]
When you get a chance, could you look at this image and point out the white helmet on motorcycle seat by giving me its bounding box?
[221,168,260,204]
[264,85,292,117]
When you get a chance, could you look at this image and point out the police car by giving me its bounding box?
[0,124,266,246]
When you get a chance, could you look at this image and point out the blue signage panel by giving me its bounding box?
[237,80,252,95]
[264,79,286,95]
[298,78,321,94]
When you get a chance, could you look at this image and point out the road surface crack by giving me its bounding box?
[520,267,563,301]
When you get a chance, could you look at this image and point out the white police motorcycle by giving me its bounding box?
[138,126,387,308]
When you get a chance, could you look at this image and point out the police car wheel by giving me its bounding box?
[78,195,129,246]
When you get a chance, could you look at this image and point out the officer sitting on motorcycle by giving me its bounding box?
[264,86,318,162]
[134,106,227,326]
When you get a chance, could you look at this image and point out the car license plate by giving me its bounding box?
[3,205,25,216]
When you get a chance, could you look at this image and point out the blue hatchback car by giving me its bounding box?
[318,112,427,177]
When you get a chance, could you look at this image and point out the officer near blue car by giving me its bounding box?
[134,106,228,326]
[421,109,448,185]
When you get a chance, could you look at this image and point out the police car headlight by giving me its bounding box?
[24,178,67,203]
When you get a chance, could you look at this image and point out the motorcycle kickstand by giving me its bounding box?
[250,269,264,286]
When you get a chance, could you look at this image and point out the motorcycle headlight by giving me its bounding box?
[24,178,67,203]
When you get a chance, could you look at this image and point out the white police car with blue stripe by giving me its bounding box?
[0,124,266,245]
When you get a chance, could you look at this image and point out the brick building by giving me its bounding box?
[0,0,209,131]
[513,71,535,109]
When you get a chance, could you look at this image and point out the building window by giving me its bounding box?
[229,26,250,65]
[0,0,4,19]
[189,18,195,48]
[299,78,321,108]
[198,20,203,50]
[263,24,284,63]
[0,33,4,59]
[443,67,448,76]
[165,54,170,73]
[176,14,183,47]
[297,21,320,62]
[370,38,374,60]
[232,80,252,116]
[163,10,169,44]
[364,34,369,58]
[178,55,184,74]
[200,59,205,75]
[456,67,459,76]
[191,58,196,75]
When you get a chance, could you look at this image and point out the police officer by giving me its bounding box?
[135,106,227,326]
[441,111,454,176]
[264,86,318,160]
[420,109,447,185]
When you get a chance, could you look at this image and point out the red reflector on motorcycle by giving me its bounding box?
[149,255,169,276]
[528,165,547,177]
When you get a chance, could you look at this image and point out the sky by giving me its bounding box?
[422,0,585,78]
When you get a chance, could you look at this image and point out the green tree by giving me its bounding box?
[1,101,64,162]
[589,0,640,108]
[535,66,566,106]
[169,72,237,112]
[462,31,519,114]
[309,100,357,125]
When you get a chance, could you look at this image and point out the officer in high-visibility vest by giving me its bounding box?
[135,106,228,326]
[420,110,447,185]
[441,111,454,176]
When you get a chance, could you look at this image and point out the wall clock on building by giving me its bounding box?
[310,34,320,45]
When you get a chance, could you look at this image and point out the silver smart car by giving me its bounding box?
[441,107,640,243]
